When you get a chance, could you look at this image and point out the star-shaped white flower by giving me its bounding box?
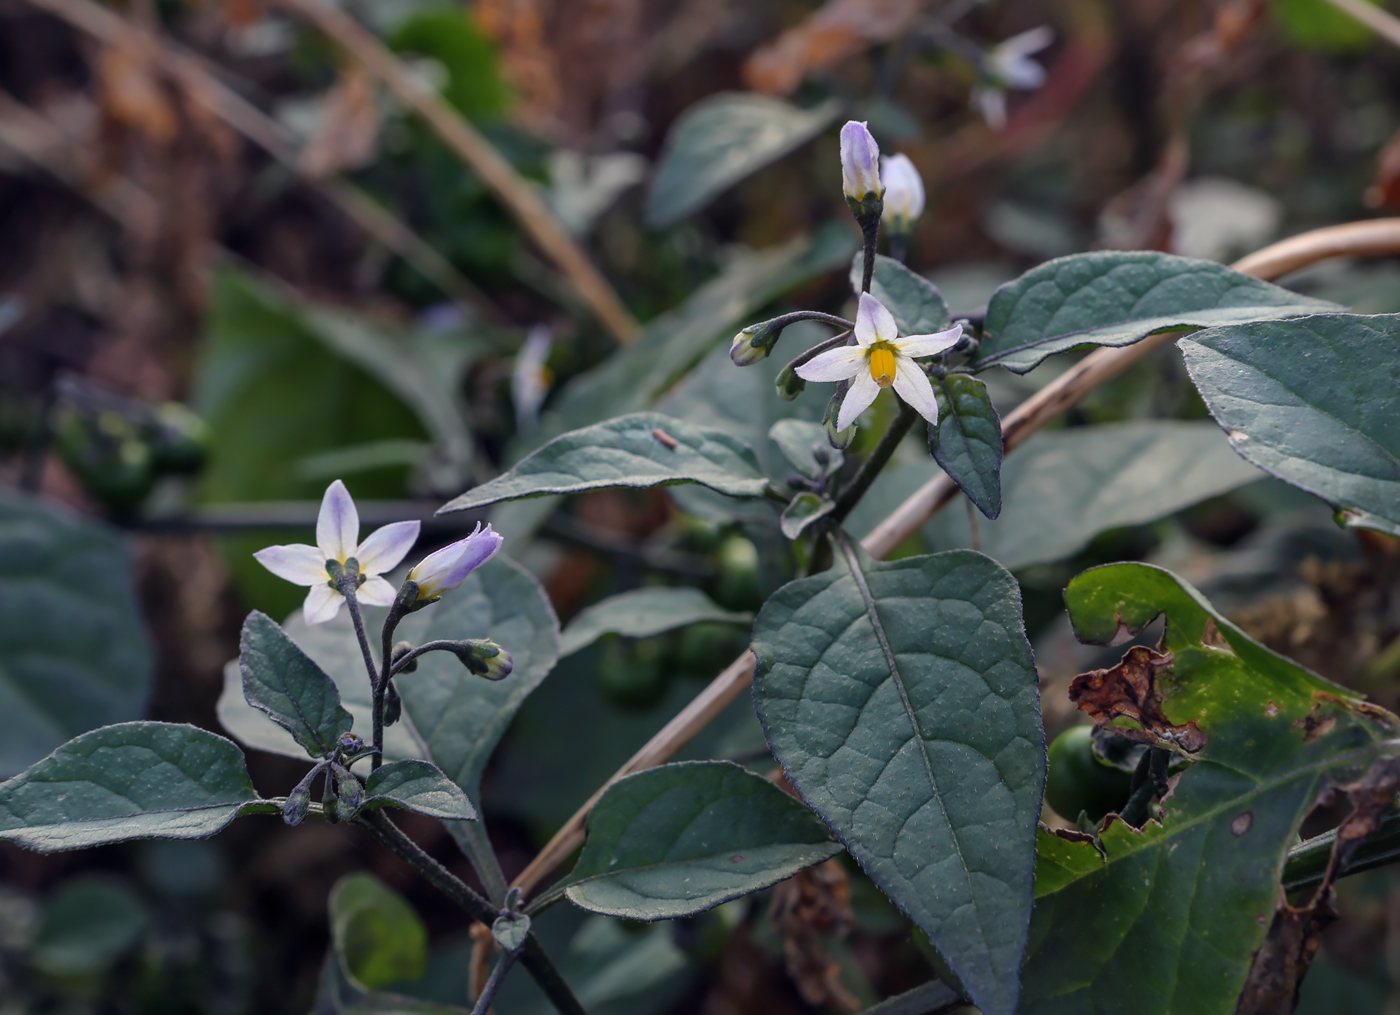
[254,479,421,624]
[795,293,962,433]
[973,26,1053,130]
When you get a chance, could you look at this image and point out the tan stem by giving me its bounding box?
[1320,0,1400,48]
[22,0,502,321]
[510,217,1400,900]
[270,0,640,345]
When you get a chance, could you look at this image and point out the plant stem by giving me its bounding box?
[471,947,518,1015]
[831,402,919,524]
[359,810,587,1015]
[338,582,385,770]
[784,330,853,374]
[860,215,880,294]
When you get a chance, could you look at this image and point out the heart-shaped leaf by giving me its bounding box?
[971,251,1340,374]
[752,544,1043,1015]
[565,760,842,920]
[1180,313,1400,533]
[240,611,354,758]
[361,760,476,821]
[928,374,1003,519]
[560,587,750,658]
[0,722,266,852]
[1021,562,1400,1014]
[440,413,770,514]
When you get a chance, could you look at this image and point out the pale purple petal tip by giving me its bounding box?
[317,480,359,562]
[356,520,421,575]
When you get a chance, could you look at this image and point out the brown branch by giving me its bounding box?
[269,0,640,345]
[509,217,1400,900]
[21,0,504,323]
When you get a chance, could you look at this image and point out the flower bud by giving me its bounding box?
[774,363,806,401]
[823,384,856,450]
[337,733,364,755]
[390,641,417,674]
[384,680,402,726]
[840,121,882,203]
[407,523,503,601]
[333,765,364,822]
[880,154,925,234]
[458,639,513,681]
[282,784,311,826]
[730,321,784,366]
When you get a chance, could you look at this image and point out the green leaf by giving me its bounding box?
[769,418,843,480]
[398,556,561,802]
[0,722,265,852]
[1273,0,1376,53]
[239,611,354,758]
[646,94,839,227]
[440,413,770,513]
[361,760,476,821]
[218,608,426,765]
[492,911,531,952]
[564,760,842,920]
[389,8,509,119]
[0,488,152,778]
[32,875,148,976]
[928,374,1003,519]
[852,421,1265,571]
[779,492,835,539]
[850,254,952,334]
[752,547,1043,1015]
[1020,563,1400,1014]
[313,952,470,1015]
[330,872,428,991]
[1180,313,1400,532]
[559,587,751,658]
[970,251,1340,374]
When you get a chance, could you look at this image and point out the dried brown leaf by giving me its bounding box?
[1069,645,1207,753]
[742,0,926,96]
[769,859,858,1011]
[96,41,178,145]
[297,65,381,180]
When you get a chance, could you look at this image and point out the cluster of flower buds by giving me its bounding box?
[281,732,376,826]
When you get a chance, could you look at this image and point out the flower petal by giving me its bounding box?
[892,358,940,424]
[406,523,505,599]
[1001,56,1046,90]
[253,543,327,586]
[356,520,421,575]
[1000,25,1053,58]
[794,345,866,383]
[303,582,344,624]
[317,480,359,562]
[836,370,883,432]
[855,292,898,346]
[896,325,963,359]
[975,88,1007,130]
[357,575,398,607]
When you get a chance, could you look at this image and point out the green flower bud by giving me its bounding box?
[282,785,311,826]
[729,320,784,366]
[775,363,806,401]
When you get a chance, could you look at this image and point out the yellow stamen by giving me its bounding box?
[869,346,897,388]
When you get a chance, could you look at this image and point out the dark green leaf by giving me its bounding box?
[361,760,476,821]
[1021,563,1400,1014]
[0,722,266,852]
[970,251,1340,374]
[441,413,770,513]
[0,488,152,778]
[492,911,531,952]
[239,611,354,758]
[219,609,426,764]
[1180,313,1400,532]
[928,374,1003,519]
[565,760,842,920]
[32,876,148,976]
[850,254,952,334]
[330,872,428,990]
[313,952,470,1015]
[398,556,560,802]
[646,94,839,227]
[779,492,834,539]
[752,547,1043,1015]
[559,587,751,658]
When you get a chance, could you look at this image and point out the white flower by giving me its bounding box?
[512,326,553,430]
[407,522,503,600]
[254,480,421,624]
[973,26,1053,130]
[795,293,962,432]
[840,120,882,201]
[880,153,925,232]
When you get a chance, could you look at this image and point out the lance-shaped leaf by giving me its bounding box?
[1180,313,1400,533]
[439,413,769,514]
[397,556,560,802]
[0,722,268,852]
[647,94,839,227]
[970,251,1340,374]
[560,587,751,658]
[928,374,1003,519]
[1020,563,1400,1015]
[752,546,1044,1015]
[359,760,476,821]
[564,761,842,920]
[240,611,353,758]
[850,253,951,335]
[0,488,152,778]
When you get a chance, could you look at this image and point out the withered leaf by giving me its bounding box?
[1069,646,1208,753]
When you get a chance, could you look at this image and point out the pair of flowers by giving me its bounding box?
[255,480,501,624]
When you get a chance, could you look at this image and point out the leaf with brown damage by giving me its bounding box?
[1069,645,1208,753]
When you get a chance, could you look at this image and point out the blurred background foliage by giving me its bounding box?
[3,0,1400,1010]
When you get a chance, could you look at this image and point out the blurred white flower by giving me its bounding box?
[840,120,882,201]
[254,480,420,624]
[795,293,961,431]
[973,26,1054,130]
[881,153,926,233]
[512,326,553,430]
[407,522,504,600]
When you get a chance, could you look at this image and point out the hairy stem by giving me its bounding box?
[471,946,518,1015]
[338,581,385,770]
[784,330,853,374]
[831,402,919,524]
[860,215,880,294]
[359,810,586,1015]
